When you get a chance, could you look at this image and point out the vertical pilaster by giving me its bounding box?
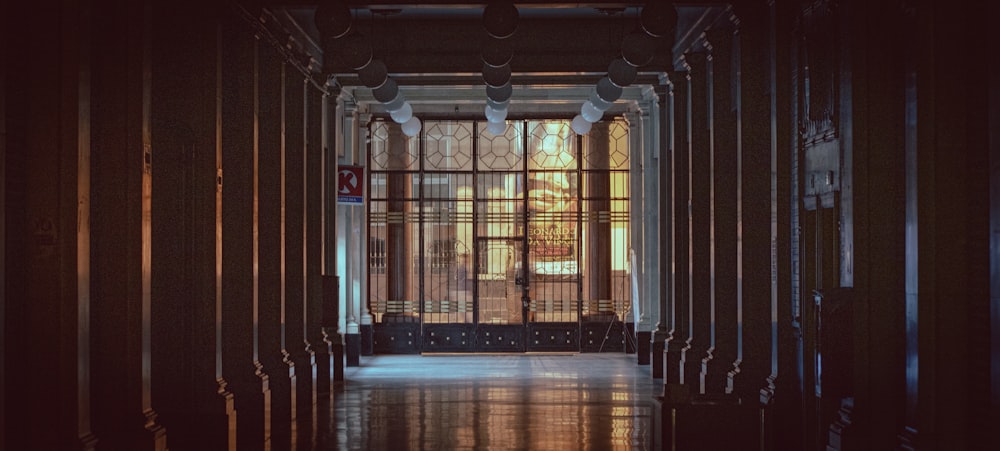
[90,1,167,449]
[283,70,309,432]
[357,112,374,356]
[909,0,991,448]
[732,1,778,407]
[322,89,345,381]
[257,35,287,446]
[306,83,331,400]
[149,4,234,449]
[628,105,645,355]
[220,14,266,450]
[587,121,613,326]
[642,105,661,352]
[703,26,739,395]
[343,108,369,367]
[665,68,691,386]
[278,62,299,451]
[681,49,711,392]
[652,78,671,376]
[770,0,799,447]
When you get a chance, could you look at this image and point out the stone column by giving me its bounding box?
[220,19,267,450]
[703,26,740,395]
[306,81,332,401]
[681,50,712,393]
[283,73,312,431]
[89,2,167,449]
[323,89,345,381]
[386,123,414,318]
[665,68,691,387]
[641,107,661,354]
[149,8,236,447]
[357,112,375,356]
[653,77,672,377]
[586,121,612,318]
[626,107,651,362]
[343,108,370,367]
[256,39,291,446]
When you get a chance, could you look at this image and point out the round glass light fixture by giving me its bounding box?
[401,116,422,137]
[482,62,512,88]
[621,31,656,67]
[595,76,623,103]
[487,97,510,111]
[486,82,513,103]
[589,88,613,111]
[571,115,592,135]
[486,120,507,135]
[338,32,373,71]
[485,104,508,123]
[481,37,513,67]
[608,58,638,87]
[581,101,603,123]
[483,2,519,39]
[358,59,388,89]
[640,2,677,38]
[372,78,399,103]
[313,3,352,39]
[383,92,406,112]
[390,102,413,124]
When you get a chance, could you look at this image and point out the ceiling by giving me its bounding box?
[261,2,732,117]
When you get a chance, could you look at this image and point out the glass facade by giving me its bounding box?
[368,118,631,352]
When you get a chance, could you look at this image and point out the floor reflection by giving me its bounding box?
[326,354,658,450]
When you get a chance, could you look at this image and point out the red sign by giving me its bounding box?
[337,165,364,205]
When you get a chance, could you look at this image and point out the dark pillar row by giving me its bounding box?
[220,15,267,451]
[4,1,100,448]
[257,37,290,447]
[297,79,319,441]
[681,50,711,392]
[306,83,333,400]
[703,27,739,395]
[149,5,234,449]
[586,121,612,317]
[89,2,167,449]
[664,70,690,386]
[731,1,778,406]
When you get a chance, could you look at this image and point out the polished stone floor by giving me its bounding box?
[317,353,659,450]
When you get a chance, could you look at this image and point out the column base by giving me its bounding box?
[346,333,361,367]
[651,338,664,377]
[636,331,651,365]
[360,324,374,355]
[330,338,345,382]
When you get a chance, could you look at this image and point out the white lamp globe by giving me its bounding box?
[581,101,603,123]
[486,120,507,135]
[571,114,592,135]
[485,104,508,123]
[401,116,421,137]
[390,102,413,124]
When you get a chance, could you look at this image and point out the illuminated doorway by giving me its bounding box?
[368,118,631,353]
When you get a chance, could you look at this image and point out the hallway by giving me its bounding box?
[324,354,658,450]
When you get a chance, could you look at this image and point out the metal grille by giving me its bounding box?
[369,118,631,351]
